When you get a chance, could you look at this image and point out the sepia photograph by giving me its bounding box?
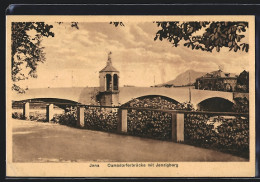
[6,15,255,177]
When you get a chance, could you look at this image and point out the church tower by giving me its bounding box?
[97,52,120,106]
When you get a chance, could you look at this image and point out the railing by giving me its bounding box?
[13,102,249,158]
[16,102,248,139]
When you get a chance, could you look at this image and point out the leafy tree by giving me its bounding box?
[11,22,54,93]
[56,21,79,29]
[110,22,124,27]
[154,21,249,52]
[236,70,249,92]
[232,97,249,113]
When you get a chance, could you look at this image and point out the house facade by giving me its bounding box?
[195,70,238,92]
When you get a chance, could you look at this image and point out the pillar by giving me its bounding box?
[46,104,54,122]
[176,113,184,142]
[77,106,85,127]
[23,102,29,120]
[118,109,127,133]
[171,113,184,142]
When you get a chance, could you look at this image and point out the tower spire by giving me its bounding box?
[107,51,112,66]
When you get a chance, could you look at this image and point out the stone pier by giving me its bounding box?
[77,106,85,127]
[46,104,54,122]
[117,109,127,133]
[23,102,30,120]
[171,113,184,142]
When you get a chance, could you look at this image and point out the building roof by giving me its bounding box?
[99,64,119,72]
[99,52,119,73]
[197,70,237,80]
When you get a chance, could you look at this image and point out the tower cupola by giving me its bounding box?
[99,52,120,93]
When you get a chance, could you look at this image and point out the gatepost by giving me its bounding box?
[77,106,85,127]
[118,108,127,133]
[46,104,54,122]
[23,102,30,120]
[171,112,184,142]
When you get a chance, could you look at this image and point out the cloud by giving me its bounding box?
[20,21,249,89]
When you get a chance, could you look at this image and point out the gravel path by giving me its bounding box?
[12,119,247,162]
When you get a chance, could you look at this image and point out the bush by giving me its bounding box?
[84,107,118,132]
[29,112,46,121]
[233,97,249,113]
[124,96,195,141]
[184,113,249,158]
[57,107,77,126]
[127,109,172,140]
[123,96,194,111]
[12,111,47,121]
[12,112,24,119]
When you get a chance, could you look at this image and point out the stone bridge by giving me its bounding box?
[12,86,240,111]
[119,87,234,106]
[11,86,247,142]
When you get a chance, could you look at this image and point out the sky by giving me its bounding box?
[17,21,250,88]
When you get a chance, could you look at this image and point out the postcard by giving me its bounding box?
[6,15,255,177]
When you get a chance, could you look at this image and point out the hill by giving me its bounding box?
[157,69,206,87]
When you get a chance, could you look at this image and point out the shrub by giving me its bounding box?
[12,112,24,119]
[123,96,194,111]
[233,97,249,113]
[127,109,172,141]
[84,107,118,132]
[184,113,249,158]
[58,107,77,126]
[29,112,46,121]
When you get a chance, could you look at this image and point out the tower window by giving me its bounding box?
[113,74,118,90]
[106,74,112,91]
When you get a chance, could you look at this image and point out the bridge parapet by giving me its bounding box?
[190,89,234,106]
[119,87,235,108]
[13,87,238,111]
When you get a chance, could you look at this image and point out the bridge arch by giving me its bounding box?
[12,98,81,110]
[121,95,180,108]
[197,97,234,112]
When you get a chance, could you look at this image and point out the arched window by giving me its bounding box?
[113,74,118,90]
[106,74,112,91]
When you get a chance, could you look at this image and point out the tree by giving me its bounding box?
[154,21,249,52]
[237,70,249,92]
[109,22,124,27]
[11,21,79,93]
[11,22,55,93]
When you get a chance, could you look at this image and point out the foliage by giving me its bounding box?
[236,70,249,92]
[232,97,249,113]
[12,111,46,121]
[123,96,194,111]
[185,114,249,158]
[110,22,125,27]
[127,110,172,141]
[11,22,54,93]
[12,112,24,119]
[154,21,249,53]
[125,96,194,140]
[57,106,77,126]
[29,112,46,121]
[84,107,118,132]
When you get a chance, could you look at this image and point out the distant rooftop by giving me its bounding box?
[198,70,237,79]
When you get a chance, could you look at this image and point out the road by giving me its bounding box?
[12,119,247,162]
